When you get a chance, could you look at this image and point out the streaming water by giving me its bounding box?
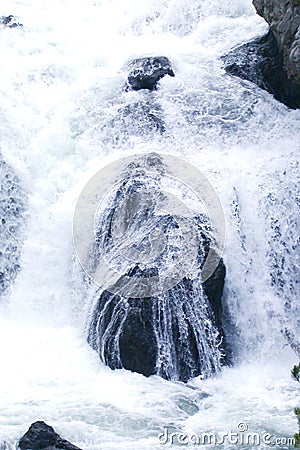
[0,0,299,448]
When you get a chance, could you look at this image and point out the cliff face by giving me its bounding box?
[253,0,300,82]
[223,31,300,108]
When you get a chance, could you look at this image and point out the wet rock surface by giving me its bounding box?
[87,157,228,382]
[253,0,300,83]
[223,30,300,108]
[126,56,175,91]
[18,421,82,450]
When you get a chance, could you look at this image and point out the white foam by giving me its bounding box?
[0,0,299,447]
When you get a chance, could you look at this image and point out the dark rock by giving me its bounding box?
[119,296,158,377]
[203,252,226,327]
[0,16,22,28]
[18,421,82,450]
[223,30,300,109]
[253,0,300,83]
[87,156,228,382]
[88,258,227,382]
[126,56,175,91]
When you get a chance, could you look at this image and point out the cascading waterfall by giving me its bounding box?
[0,0,299,448]
[261,164,300,354]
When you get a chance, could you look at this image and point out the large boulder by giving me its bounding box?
[87,157,228,382]
[253,0,300,83]
[18,421,82,450]
[223,30,300,109]
[125,56,175,91]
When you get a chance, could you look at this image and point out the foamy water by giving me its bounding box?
[0,0,299,448]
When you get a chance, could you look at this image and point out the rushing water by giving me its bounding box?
[0,0,300,448]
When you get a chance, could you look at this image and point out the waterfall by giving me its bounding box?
[0,0,299,448]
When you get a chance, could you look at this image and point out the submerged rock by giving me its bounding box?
[18,421,82,450]
[109,101,165,140]
[0,159,25,294]
[87,156,228,382]
[0,442,10,450]
[126,56,175,91]
[0,16,22,28]
[223,30,300,109]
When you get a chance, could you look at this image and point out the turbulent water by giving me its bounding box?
[0,0,300,448]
